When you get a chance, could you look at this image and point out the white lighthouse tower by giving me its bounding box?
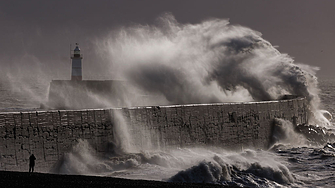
[71,43,83,81]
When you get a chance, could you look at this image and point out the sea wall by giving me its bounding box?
[0,98,308,172]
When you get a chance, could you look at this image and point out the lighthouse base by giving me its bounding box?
[47,80,131,109]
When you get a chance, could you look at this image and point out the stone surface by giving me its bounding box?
[0,98,308,172]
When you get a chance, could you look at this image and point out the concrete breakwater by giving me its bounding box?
[0,98,308,172]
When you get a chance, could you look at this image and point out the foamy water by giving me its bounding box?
[52,139,293,187]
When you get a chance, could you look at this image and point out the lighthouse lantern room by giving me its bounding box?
[71,43,83,81]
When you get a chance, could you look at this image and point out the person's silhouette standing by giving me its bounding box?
[29,154,36,173]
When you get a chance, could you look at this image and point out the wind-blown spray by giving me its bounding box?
[98,13,325,124]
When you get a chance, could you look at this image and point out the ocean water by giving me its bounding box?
[1,77,335,187]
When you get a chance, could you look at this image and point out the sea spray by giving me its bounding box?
[99,14,315,103]
[47,83,118,109]
[97,13,329,126]
[167,149,295,186]
[52,139,296,186]
[5,74,49,109]
[111,108,163,153]
[51,139,105,175]
[271,118,307,146]
[51,139,140,175]
[111,109,135,154]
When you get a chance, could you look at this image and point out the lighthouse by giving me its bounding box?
[71,43,83,81]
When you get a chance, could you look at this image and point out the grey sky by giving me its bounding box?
[1,0,334,79]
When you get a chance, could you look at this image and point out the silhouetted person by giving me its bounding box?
[29,154,36,173]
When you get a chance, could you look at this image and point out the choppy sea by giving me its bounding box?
[1,77,335,187]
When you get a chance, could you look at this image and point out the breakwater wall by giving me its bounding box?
[0,98,308,172]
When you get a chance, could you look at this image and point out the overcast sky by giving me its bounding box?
[1,0,334,80]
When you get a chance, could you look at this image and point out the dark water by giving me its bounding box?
[1,77,335,187]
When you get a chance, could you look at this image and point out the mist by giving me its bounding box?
[97,13,324,123]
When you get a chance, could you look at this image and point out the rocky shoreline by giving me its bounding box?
[0,171,234,188]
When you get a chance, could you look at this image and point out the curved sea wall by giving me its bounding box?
[0,98,308,172]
